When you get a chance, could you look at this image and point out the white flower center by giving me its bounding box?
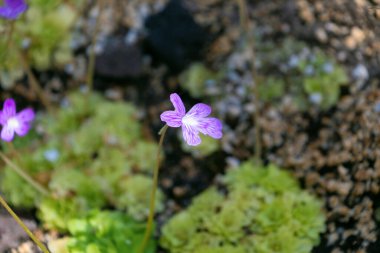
[8,117,20,129]
[182,115,198,127]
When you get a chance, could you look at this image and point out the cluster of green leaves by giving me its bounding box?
[179,62,222,99]
[179,38,347,111]
[160,162,326,253]
[181,133,220,158]
[48,210,155,253]
[0,0,80,88]
[256,38,348,110]
[0,92,163,234]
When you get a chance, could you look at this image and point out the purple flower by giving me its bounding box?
[0,0,28,20]
[0,98,35,142]
[160,93,222,146]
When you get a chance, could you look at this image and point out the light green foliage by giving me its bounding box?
[38,197,85,231]
[179,62,223,98]
[0,0,79,88]
[44,92,104,135]
[298,52,348,110]
[256,38,348,110]
[161,162,325,253]
[180,39,347,111]
[66,211,155,253]
[0,142,56,208]
[257,77,285,102]
[49,168,106,208]
[0,92,163,232]
[224,163,300,193]
[116,175,164,221]
[196,245,246,253]
[1,168,39,208]
[0,39,24,89]
[181,133,220,157]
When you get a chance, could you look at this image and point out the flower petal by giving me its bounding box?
[197,117,223,139]
[16,108,35,123]
[2,98,16,119]
[160,110,182,127]
[187,103,211,118]
[170,93,186,116]
[0,7,12,18]
[1,124,15,142]
[0,110,4,125]
[6,0,27,8]
[0,0,27,19]
[14,121,31,136]
[182,125,201,146]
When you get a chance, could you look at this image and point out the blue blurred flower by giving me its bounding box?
[44,149,60,163]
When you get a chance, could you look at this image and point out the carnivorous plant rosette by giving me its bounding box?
[138,93,223,253]
[0,97,49,253]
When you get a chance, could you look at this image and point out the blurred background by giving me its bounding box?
[0,0,380,252]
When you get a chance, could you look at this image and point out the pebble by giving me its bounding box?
[125,29,140,45]
[373,102,380,113]
[226,156,240,168]
[309,93,323,105]
[344,27,366,49]
[352,63,369,90]
[323,62,334,73]
[352,63,369,81]
[173,186,187,197]
[288,55,300,68]
[64,64,75,74]
[228,104,242,118]
[315,27,328,43]
[304,65,315,75]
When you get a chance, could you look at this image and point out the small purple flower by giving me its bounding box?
[0,98,35,142]
[0,0,28,20]
[160,93,222,146]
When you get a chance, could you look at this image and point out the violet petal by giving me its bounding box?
[0,0,27,19]
[0,110,4,126]
[2,98,16,119]
[182,125,201,146]
[6,0,26,8]
[16,108,35,123]
[1,124,14,142]
[160,110,182,127]
[170,93,186,116]
[198,117,223,139]
[14,121,30,136]
[187,103,211,118]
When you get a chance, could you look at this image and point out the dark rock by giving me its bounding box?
[144,0,208,72]
[95,37,144,79]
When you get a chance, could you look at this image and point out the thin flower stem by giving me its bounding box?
[86,0,105,92]
[2,23,52,112]
[0,151,49,197]
[18,50,53,113]
[236,0,262,165]
[0,195,50,253]
[6,21,15,49]
[0,21,14,60]
[137,124,169,253]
